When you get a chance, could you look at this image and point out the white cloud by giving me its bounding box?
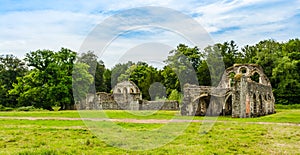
[0,10,106,57]
[0,0,299,60]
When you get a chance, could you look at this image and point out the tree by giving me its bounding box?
[118,62,161,100]
[203,45,225,86]
[245,39,281,78]
[77,51,108,92]
[10,48,79,110]
[111,61,134,88]
[103,69,112,93]
[160,65,180,96]
[0,55,27,107]
[272,39,300,104]
[196,61,211,86]
[165,44,200,88]
[72,62,94,103]
[168,89,182,104]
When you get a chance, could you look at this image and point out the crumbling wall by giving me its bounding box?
[142,100,179,110]
[76,81,179,111]
[181,64,276,118]
[181,84,228,116]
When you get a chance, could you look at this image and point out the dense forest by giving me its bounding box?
[0,39,299,110]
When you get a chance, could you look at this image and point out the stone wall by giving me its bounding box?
[142,100,179,110]
[77,93,179,111]
[181,64,276,118]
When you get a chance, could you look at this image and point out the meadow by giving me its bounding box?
[0,107,299,154]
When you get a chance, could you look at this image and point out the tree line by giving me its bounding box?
[0,39,299,110]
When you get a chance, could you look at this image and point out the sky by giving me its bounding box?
[0,0,299,68]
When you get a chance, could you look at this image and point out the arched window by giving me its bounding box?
[130,88,135,93]
[117,88,121,93]
[250,72,260,83]
[239,67,247,74]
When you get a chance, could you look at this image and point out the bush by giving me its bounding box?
[16,106,42,111]
[275,104,300,109]
[0,105,14,111]
[168,89,183,104]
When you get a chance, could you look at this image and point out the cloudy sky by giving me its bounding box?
[0,0,299,68]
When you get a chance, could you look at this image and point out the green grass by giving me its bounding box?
[0,110,177,119]
[1,109,299,123]
[0,119,299,154]
[0,108,299,154]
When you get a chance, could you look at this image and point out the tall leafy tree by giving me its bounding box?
[160,65,180,96]
[111,61,134,88]
[10,48,79,110]
[165,44,200,89]
[118,62,161,100]
[0,55,27,107]
[77,51,108,92]
[272,39,300,104]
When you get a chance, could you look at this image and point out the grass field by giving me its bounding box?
[0,109,299,154]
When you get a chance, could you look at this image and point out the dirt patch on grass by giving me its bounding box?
[0,116,299,126]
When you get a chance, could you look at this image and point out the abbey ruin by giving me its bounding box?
[77,81,179,111]
[78,64,275,118]
[181,64,276,118]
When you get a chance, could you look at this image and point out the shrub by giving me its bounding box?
[16,106,42,111]
[275,104,300,109]
[0,105,14,111]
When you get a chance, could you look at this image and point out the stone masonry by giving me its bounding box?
[181,64,275,118]
[77,81,179,111]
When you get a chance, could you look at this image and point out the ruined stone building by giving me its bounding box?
[78,81,179,110]
[181,64,275,118]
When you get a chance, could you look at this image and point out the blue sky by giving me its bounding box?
[0,0,299,67]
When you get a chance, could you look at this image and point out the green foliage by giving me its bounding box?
[0,105,13,111]
[0,55,27,107]
[165,44,199,88]
[1,38,300,108]
[16,106,43,111]
[118,62,162,100]
[275,104,300,109]
[111,61,134,88]
[10,48,79,110]
[168,89,183,104]
[242,39,300,104]
[77,51,110,92]
[72,63,94,102]
[160,66,180,96]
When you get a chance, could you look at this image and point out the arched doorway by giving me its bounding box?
[224,95,232,116]
[194,95,210,116]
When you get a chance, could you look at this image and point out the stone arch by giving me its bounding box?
[224,94,232,116]
[250,72,260,83]
[192,93,208,102]
[116,88,121,93]
[239,67,248,74]
[194,95,210,116]
[130,88,135,93]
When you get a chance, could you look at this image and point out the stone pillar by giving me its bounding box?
[232,79,240,118]
[239,76,247,118]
